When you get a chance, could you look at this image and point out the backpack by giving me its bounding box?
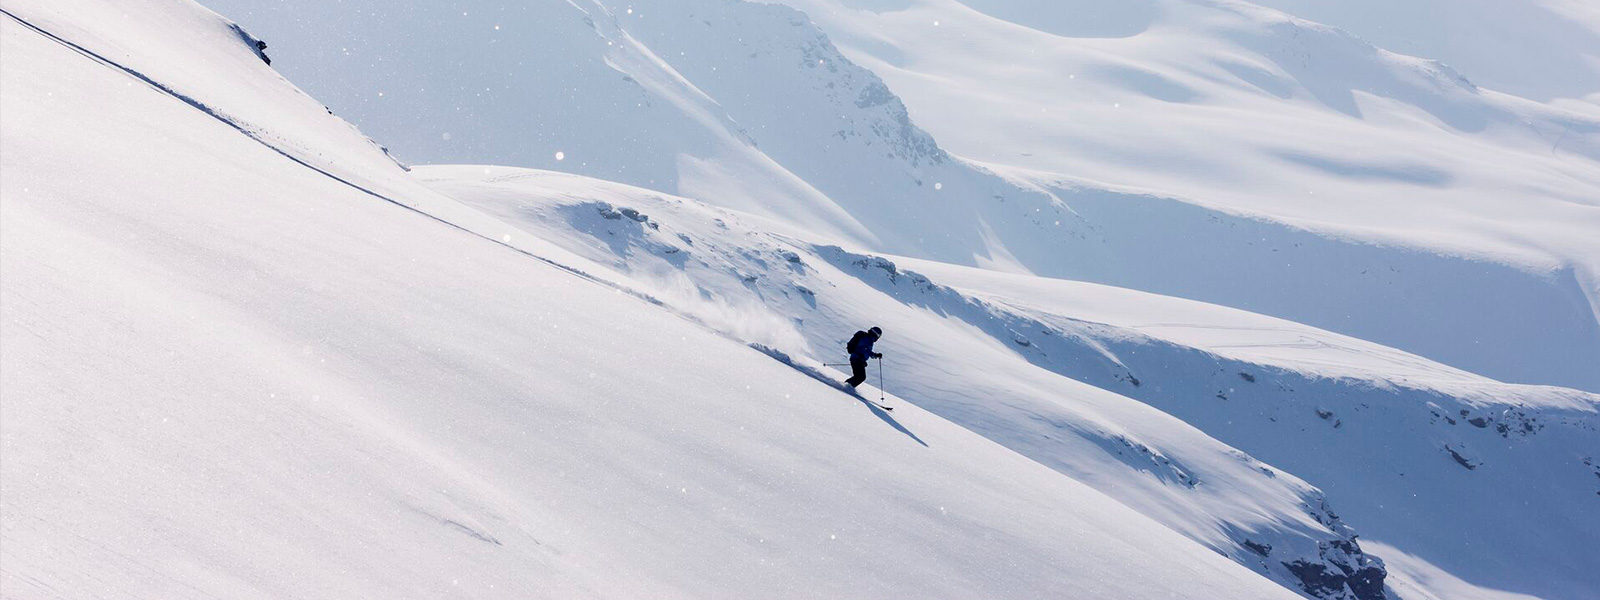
[846,330,869,355]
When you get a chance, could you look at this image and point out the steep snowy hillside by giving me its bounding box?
[418,166,1400,599]
[783,0,1600,392]
[205,0,1600,395]
[1,3,1306,598]
[1241,0,1600,105]
[417,165,1600,600]
[8,0,1598,599]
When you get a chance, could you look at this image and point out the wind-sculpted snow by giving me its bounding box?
[785,0,1600,393]
[0,0,421,199]
[419,165,1600,599]
[205,0,1600,396]
[9,0,1599,598]
[420,166,1409,600]
[850,253,1600,600]
[2,7,1307,598]
[1236,0,1600,104]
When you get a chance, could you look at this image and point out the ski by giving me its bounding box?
[850,393,893,411]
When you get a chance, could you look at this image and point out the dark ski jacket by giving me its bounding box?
[848,330,880,363]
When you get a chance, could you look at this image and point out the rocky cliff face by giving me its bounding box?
[1279,498,1387,600]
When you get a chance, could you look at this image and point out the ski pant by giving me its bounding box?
[846,359,868,388]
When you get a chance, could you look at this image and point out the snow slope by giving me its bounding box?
[783,0,1600,392]
[415,165,1600,600]
[417,165,1393,599]
[890,256,1600,600]
[1239,0,1600,105]
[203,0,1600,395]
[1,2,1306,598]
[7,0,1599,599]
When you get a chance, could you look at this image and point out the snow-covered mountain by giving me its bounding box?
[785,0,1600,394]
[1241,0,1600,105]
[204,0,1600,395]
[0,3,1304,598]
[3,0,1596,599]
[415,164,1600,600]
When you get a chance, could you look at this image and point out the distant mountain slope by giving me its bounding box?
[0,3,1304,598]
[782,0,1600,392]
[418,165,1404,599]
[203,0,1600,393]
[8,1,1596,599]
[418,164,1600,600]
[1240,0,1600,105]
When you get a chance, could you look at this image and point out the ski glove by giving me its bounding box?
[872,352,883,359]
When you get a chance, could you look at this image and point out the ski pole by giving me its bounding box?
[879,356,886,403]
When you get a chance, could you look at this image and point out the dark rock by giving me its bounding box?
[1243,539,1273,557]
[228,24,272,65]
[1446,445,1479,470]
[1283,538,1388,600]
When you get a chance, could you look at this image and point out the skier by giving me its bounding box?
[844,326,883,389]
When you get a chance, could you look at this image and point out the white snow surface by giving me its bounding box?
[782,0,1600,393]
[200,0,1600,394]
[417,164,1600,600]
[1,2,1302,599]
[1237,0,1600,105]
[6,0,1600,599]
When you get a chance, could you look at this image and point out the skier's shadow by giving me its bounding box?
[748,344,927,447]
[850,393,927,447]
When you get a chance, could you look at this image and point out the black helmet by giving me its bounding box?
[868,326,882,337]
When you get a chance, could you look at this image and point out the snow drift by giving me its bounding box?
[5,0,1598,599]
[1,1,1298,598]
